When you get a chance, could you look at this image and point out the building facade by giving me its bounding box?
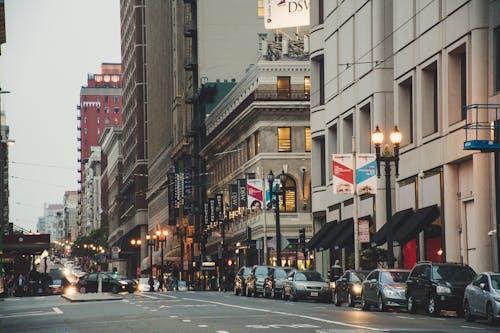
[0,109,9,231]
[83,147,102,234]
[309,0,500,275]
[63,191,78,242]
[119,0,148,263]
[42,204,64,243]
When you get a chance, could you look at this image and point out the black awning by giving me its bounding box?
[370,208,414,246]
[316,218,352,251]
[305,221,338,250]
[393,205,440,245]
[332,215,373,250]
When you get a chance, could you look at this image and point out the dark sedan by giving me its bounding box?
[76,272,136,294]
[333,270,369,307]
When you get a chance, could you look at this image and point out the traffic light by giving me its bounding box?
[227,259,233,267]
[299,228,306,244]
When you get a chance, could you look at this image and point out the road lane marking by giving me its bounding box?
[182,319,191,322]
[181,297,385,331]
[396,316,414,320]
[0,307,63,319]
[53,307,63,314]
[216,331,230,333]
[139,294,159,299]
[197,325,208,327]
[170,315,178,318]
[461,326,484,330]
[151,309,158,312]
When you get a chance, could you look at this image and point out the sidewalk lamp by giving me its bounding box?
[145,235,155,280]
[155,230,168,277]
[371,125,402,268]
[267,169,287,266]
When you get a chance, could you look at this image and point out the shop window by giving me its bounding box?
[278,127,292,152]
[305,127,311,152]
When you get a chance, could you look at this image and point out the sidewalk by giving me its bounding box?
[62,293,123,302]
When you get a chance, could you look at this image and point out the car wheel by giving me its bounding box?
[378,294,387,312]
[407,295,417,314]
[361,293,369,311]
[334,291,341,306]
[111,285,118,294]
[348,293,355,307]
[427,295,440,317]
[464,300,475,322]
[487,302,497,325]
[79,286,87,294]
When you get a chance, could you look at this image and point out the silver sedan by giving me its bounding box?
[282,270,330,302]
[464,272,500,324]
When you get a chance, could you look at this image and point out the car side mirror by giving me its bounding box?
[479,283,487,291]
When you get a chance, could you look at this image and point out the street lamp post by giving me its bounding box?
[145,235,155,285]
[371,125,402,269]
[130,238,142,278]
[155,230,168,278]
[267,170,287,267]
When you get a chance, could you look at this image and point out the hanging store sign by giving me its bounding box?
[229,184,238,211]
[183,158,192,213]
[237,179,247,208]
[332,154,354,195]
[264,0,310,30]
[203,202,209,226]
[356,154,377,196]
[247,179,264,210]
[209,198,216,224]
[215,193,224,220]
[358,219,370,243]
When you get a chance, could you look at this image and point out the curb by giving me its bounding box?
[61,294,123,302]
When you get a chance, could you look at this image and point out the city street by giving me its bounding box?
[1,292,499,333]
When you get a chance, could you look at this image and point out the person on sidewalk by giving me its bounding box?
[15,273,26,297]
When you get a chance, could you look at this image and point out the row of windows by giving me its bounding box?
[82,106,120,114]
[278,127,311,152]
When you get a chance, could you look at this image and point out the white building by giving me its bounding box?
[63,190,79,242]
[309,0,500,275]
[83,147,102,234]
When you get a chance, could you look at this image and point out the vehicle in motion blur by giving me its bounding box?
[463,272,500,324]
[333,270,369,307]
[362,269,410,312]
[282,270,330,302]
[137,277,159,292]
[76,272,137,294]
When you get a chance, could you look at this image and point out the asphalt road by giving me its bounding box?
[1,291,499,333]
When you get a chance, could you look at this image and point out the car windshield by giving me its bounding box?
[491,275,500,290]
[295,272,324,282]
[275,268,287,279]
[351,271,367,282]
[432,266,476,283]
[242,267,252,276]
[380,271,409,284]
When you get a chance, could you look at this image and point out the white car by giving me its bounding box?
[177,280,188,292]
[137,277,159,292]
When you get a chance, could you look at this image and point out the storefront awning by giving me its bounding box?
[393,205,440,245]
[332,219,354,250]
[316,219,352,251]
[305,221,338,250]
[370,208,414,246]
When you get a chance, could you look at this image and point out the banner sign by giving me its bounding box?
[203,202,209,226]
[237,179,247,208]
[359,219,370,243]
[264,0,310,30]
[247,179,264,210]
[209,198,216,224]
[229,184,238,211]
[183,158,192,213]
[356,154,377,196]
[265,179,281,205]
[167,172,178,219]
[215,193,224,220]
[332,154,354,194]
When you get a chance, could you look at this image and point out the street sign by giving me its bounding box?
[359,219,370,243]
[332,154,354,194]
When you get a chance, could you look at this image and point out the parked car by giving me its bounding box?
[177,280,188,292]
[463,272,500,324]
[76,272,137,294]
[361,269,410,312]
[234,266,252,296]
[406,262,476,317]
[333,270,369,307]
[48,268,70,295]
[246,265,272,297]
[263,266,292,298]
[282,270,330,302]
[137,277,159,292]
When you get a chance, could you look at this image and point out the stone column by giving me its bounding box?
[443,164,460,263]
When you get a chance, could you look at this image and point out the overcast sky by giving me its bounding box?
[0,0,121,231]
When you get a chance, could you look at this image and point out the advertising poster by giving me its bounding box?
[356,154,377,195]
[229,184,238,211]
[247,179,264,210]
[237,179,247,207]
[209,198,216,224]
[264,0,310,29]
[332,154,354,195]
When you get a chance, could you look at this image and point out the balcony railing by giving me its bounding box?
[254,89,310,101]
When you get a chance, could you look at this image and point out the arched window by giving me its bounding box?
[280,174,297,212]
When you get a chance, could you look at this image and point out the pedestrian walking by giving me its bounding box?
[15,273,26,297]
[171,265,179,291]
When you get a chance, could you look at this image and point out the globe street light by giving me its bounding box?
[371,125,402,268]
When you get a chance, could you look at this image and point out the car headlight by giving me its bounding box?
[383,287,396,297]
[330,282,336,289]
[352,284,362,294]
[436,285,452,294]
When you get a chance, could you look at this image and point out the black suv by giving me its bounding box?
[406,261,476,316]
[234,266,252,296]
[246,265,271,297]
